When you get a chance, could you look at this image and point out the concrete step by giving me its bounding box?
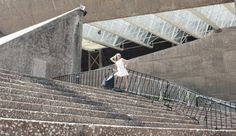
[0,81,163,111]
[0,118,235,136]
[0,100,197,124]
[0,69,203,128]
[200,117,236,127]
[176,106,236,121]
[0,69,20,76]
[0,108,204,128]
[0,77,162,109]
[0,86,177,115]
[197,115,236,126]
[0,72,157,104]
[0,92,194,120]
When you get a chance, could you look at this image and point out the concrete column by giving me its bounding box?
[72,10,84,74]
[235,0,236,12]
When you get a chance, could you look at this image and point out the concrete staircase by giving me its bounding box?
[0,69,235,135]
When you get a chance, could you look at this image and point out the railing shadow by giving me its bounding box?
[21,74,151,126]
[52,67,236,129]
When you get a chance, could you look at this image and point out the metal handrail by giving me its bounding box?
[53,66,236,129]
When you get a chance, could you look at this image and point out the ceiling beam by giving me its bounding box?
[156,14,201,39]
[224,3,236,15]
[82,39,106,51]
[188,9,220,30]
[123,18,179,45]
[83,24,125,51]
[90,22,153,48]
[83,37,124,51]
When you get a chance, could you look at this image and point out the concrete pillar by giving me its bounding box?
[235,0,236,12]
[72,10,84,74]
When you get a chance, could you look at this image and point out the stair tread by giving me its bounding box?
[0,68,216,131]
[0,76,161,106]
[0,92,191,119]
[0,107,204,128]
[0,81,162,110]
[0,99,196,124]
[0,72,154,101]
[0,87,171,114]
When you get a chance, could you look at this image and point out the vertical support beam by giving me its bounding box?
[72,10,84,73]
[99,50,103,68]
[88,51,91,71]
[235,0,236,12]
[88,50,103,70]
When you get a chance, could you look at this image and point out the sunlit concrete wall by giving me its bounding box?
[0,10,81,78]
[129,27,236,101]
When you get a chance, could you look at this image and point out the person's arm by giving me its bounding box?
[110,56,116,63]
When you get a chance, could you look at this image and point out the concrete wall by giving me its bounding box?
[128,27,236,101]
[0,10,81,78]
[0,0,232,35]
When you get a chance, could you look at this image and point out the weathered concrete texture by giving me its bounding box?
[235,0,236,9]
[128,27,236,101]
[72,11,83,73]
[0,0,233,35]
[0,118,89,136]
[0,119,235,136]
[0,31,3,38]
[0,67,236,135]
[0,10,82,78]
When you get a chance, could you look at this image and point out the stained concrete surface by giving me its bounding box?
[128,27,236,101]
[0,9,82,78]
[1,119,236,136]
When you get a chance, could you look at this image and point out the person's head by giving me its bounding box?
[116,53,121,60]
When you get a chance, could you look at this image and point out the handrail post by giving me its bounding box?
[230,102,232,128]
[224,102,227,129]
[187,91,190,106]
[159,81,164,101]
[126,70,134,93]
[204,103,208,128]
[210,100,213,128]
[215,102,218,129]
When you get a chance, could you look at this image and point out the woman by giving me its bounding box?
[110,53,129,91]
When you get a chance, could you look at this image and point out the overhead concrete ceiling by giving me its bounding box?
[82,39,105,51]
[84,2,236,51]
[0,1,235,52]
[0,0,233,35]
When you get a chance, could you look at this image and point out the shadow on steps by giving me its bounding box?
[21,75,148,126]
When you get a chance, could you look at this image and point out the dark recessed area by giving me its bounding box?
[82,35,196,71]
